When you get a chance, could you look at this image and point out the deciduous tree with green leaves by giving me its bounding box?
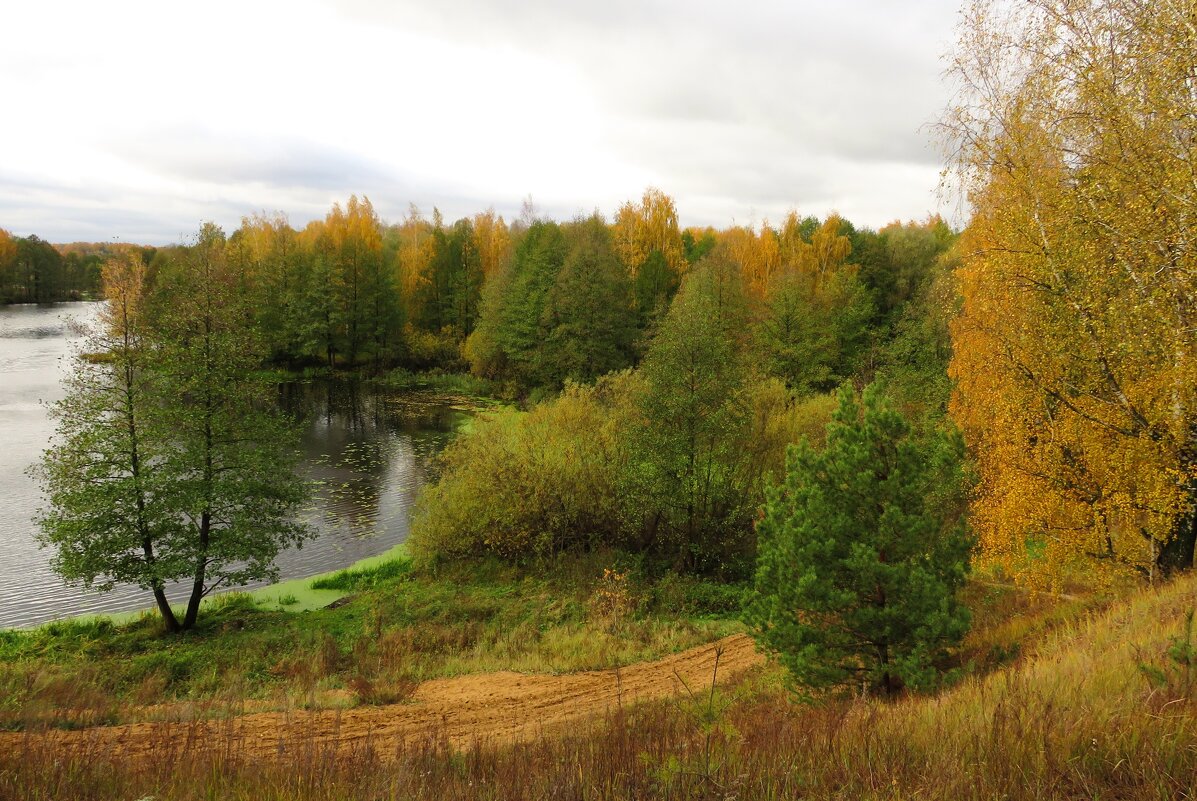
[37,225,311,632]
[149,224,311,630]
[629,249,758,572]
[35,249,187,630]
[745,385,972,696]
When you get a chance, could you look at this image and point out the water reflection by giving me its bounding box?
[0,303,469,628]
[273,380,467,578]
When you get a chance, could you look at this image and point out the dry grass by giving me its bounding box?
[0,554,741,730]
[3,573,1197,800]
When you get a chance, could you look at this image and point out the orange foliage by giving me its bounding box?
[472,208,511,280]
[612,187,685,278]
[947,0,1197,583]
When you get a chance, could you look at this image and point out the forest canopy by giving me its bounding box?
[7,193,954,406]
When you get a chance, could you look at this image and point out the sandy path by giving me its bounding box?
[5,634,762,760]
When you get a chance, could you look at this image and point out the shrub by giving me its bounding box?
[409,372,639,561]
[402,325,466,372]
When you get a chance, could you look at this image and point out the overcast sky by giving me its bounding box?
[1,0,964,245]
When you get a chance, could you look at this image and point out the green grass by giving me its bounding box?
[0,550,743,729]
[374,368,498,398]
[310,553,413,591]
[4,570,1193,800]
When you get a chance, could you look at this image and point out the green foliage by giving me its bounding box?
[37,225,311,632]
[632,249,679,330]
[681,227,717,265]
[854,218,954,321]
[465,215,676,392]
[1138,609,1197,701]
[375,368,494,397]
[295,251,345,367]
[494,221,569,386]
[543,216,637,385]
[34,251,183,602]
[150,225,310,628]
[411,360,837,571]
[873,245,961,421]
[401,326,468,371]
[0,234,99,304]
[464,217,641,392]
[409,372,637,561]
[756,268,874,394]
[626,250,759,572]
[650,575,746,617]
[310,557,413,591]
[745,384,972,696]
[416,218,483,336]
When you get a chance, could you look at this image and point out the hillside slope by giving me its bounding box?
[5,574,1197,800]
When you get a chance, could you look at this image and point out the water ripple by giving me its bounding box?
[0,303,467,629]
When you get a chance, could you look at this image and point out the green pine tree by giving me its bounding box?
[744,384,972,696]
[494,221,568,388]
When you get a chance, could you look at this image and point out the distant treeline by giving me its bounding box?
[124,190,954,403]
[0,231,153,304]
[402,192,960,573]
[53,190,956,580]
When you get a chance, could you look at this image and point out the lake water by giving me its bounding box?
[0,302,468,629]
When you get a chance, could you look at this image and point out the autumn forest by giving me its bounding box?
[3,0,1197,798]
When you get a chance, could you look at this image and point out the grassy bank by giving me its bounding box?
[1,569,1190,800]
[0,551,743,730]
[372,367,498,398]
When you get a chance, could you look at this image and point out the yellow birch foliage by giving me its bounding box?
[612,187,685,278]
[472,208,511,280]
[778,212,806,267]
[235,212,296,290]
[772,212,855,287]
[722,222,782,297]
[796,215,852,286]
[100,248,147,337]
[325,196,382,261]
[395,204,433,323]
[946,0,1197,582]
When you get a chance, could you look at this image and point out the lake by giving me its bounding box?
[0,302,469,628]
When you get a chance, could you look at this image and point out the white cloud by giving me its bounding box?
[0,0,963,243]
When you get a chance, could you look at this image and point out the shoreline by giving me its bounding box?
[10,542,410,632]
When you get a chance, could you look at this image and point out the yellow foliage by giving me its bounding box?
[233,212,296,293]
[395,204,434,320]
[99,248,147,340]
[946,0,1197,583]
[0,228,16,269]
[794,214,852,286]
[721,223,782,297]
[612,187,685,278]
[471,208,510,279]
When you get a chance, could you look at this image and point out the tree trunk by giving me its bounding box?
[1158,508,1197,576]
[143,537,180,632]
[181,512,210,630]
[152,584,181,633]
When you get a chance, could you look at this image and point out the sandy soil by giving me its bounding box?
[5,633,762,760]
